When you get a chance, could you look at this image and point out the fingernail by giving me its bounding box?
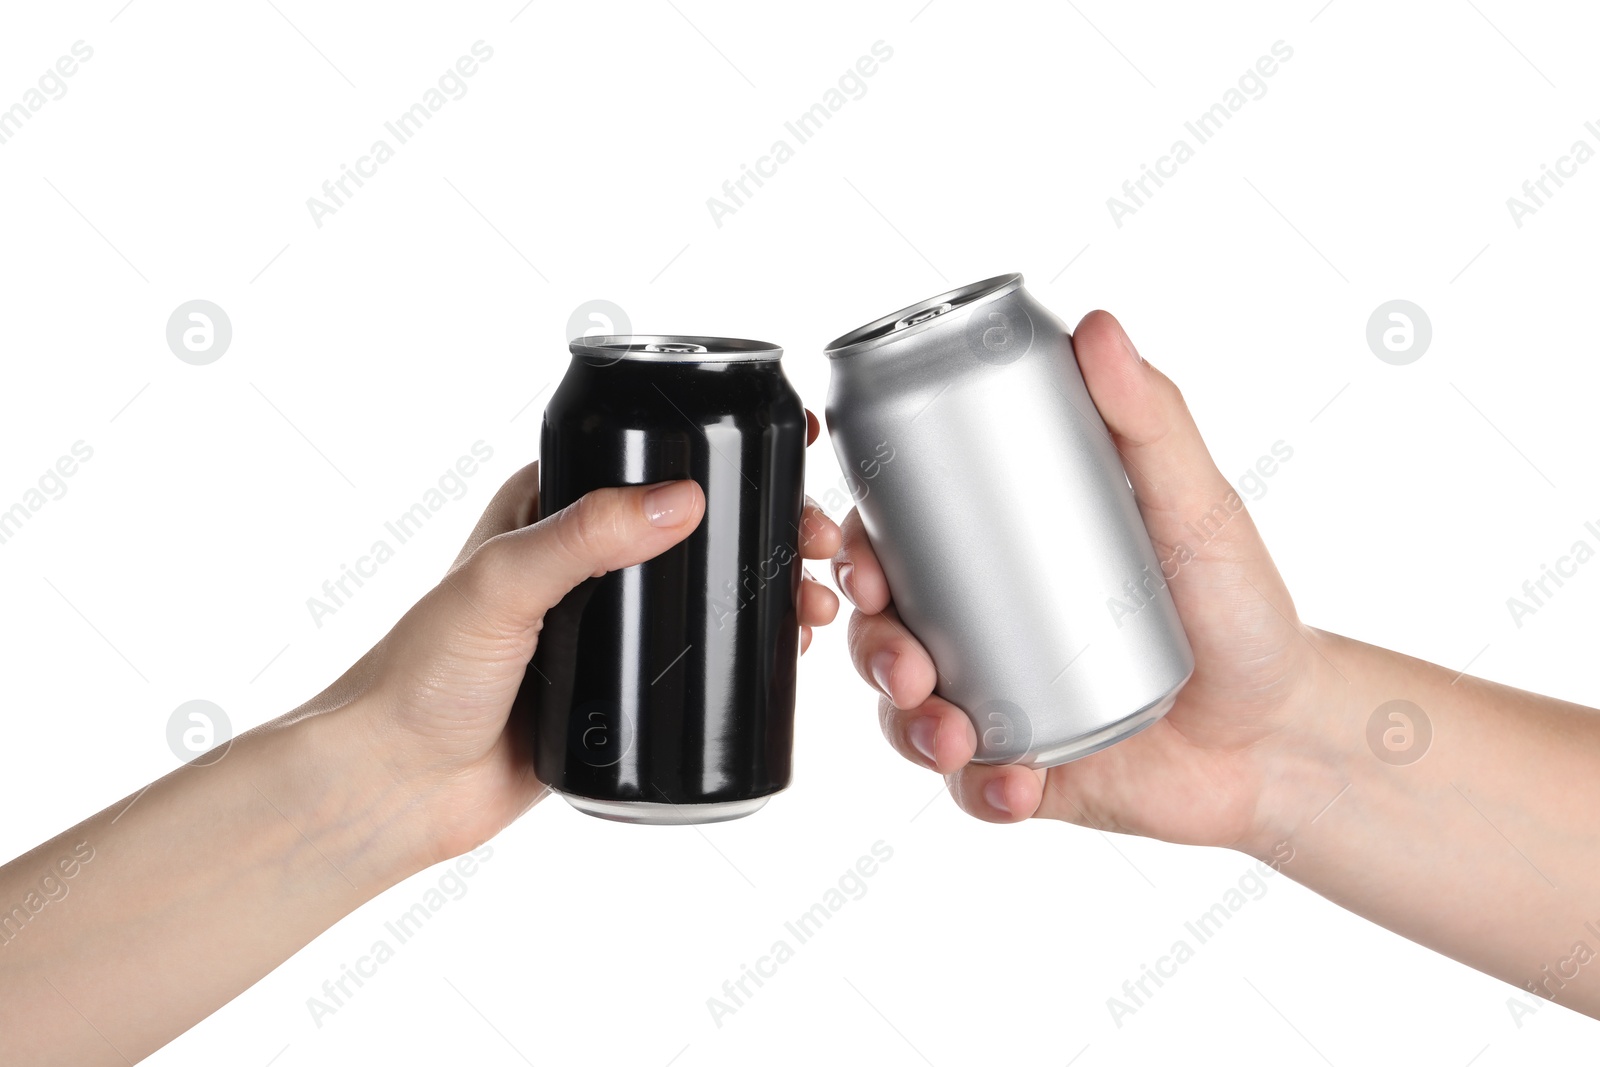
[836,562,857,606]
[644,481,697,526]
[869,650,896,700]
[983,778,1012,816]
[907,716,939,767]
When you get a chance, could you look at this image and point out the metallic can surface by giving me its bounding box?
[824,275,1194,768]
[514,335,806,823]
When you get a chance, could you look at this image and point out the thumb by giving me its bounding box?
[1072,310,1240,544]
[455,479,705,632]
[1072,309,1299,636]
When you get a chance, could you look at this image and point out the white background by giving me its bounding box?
[3,1,1599,1063]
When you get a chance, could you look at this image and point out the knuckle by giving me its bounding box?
[566,494,604,544]
[459,531,514,597]
[812,589,841,626]
[550,494,612,574]
[845,610,880,661]
[953,780,978,818]
[1151,367,1188,412]
[951,770,985,820]
[876,694,898,739]
[799,506,826,541]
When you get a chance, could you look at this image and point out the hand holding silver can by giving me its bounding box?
[832,299,1320,832]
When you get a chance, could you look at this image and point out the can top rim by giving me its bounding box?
[568,334,783,363]
[823,273,1025,358]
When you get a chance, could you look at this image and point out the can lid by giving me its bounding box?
[823,273,1025,358]
[569,334,783,363]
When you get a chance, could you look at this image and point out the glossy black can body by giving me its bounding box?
[516,350,806,820]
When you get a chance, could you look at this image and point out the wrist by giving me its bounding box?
[1237,626,1363,861]
[265,703,440,892]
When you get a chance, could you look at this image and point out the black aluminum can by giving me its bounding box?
[514,335,806,824]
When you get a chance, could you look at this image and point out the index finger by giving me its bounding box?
[449,461,541,573]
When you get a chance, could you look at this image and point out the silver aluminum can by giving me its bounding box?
[824,274,1194,768]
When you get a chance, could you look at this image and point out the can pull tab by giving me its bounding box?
[644,342,709,354]
[894,302,953,331]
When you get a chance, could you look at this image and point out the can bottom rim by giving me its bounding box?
[560,793,772,825]
[987,670,1193,770]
